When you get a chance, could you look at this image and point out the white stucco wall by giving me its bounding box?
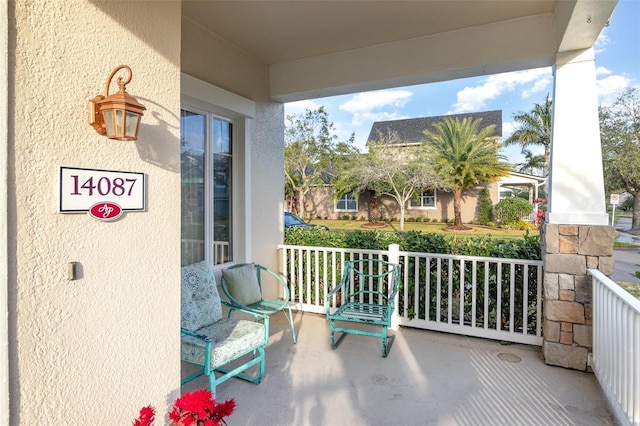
[9,1,181,423]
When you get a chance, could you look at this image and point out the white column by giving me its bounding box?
[547,48,608,225]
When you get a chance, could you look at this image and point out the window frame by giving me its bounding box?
[409,188,437,209]
[334,192,358,212]
[181,74,255,270]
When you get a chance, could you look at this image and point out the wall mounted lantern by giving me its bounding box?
[88,65,146,141]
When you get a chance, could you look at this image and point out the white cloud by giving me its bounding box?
[355,111,408,125]
[339,89,413,126]
[594,27,611,54]
[284,99,322,116]
[340,90,412,113]
[450,68,552,113]
[596,66,612,76]
[502,121,515,140]
[597,74,633,105]
[522,76,552,99]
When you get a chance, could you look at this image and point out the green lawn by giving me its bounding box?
[619,282,640,298]
[309,219,538,240]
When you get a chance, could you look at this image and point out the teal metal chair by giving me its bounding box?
[180,260,269,396]
[221,263,297,344]
[326,259,400,357]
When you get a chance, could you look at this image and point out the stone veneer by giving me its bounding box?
[541,224,615,370]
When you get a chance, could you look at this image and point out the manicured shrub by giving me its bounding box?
[494,197,533,225]
[477,189,493,225]
[284,227,540,260]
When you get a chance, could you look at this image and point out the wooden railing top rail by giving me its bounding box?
[589,268,640,312]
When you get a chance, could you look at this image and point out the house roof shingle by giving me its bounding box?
[367,110,502,144]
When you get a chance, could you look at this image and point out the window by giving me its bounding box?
[181,110,233,266]
[410,189,436,208]
[335,192,358,211]
[181,74,255,268]
[499,190,513,200]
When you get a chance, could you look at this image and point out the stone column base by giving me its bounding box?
[541,223,615,371]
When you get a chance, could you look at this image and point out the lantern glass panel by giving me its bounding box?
[125,111,140,138]
[115,109,124,136]
[103,109,115,136]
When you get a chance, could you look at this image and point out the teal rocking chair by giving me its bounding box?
[221,263,297,344]
[180,261,269,396]
[326,259,401,357]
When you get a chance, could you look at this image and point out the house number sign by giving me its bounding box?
[58,166,146,220]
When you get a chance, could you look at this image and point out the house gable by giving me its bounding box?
[367,110,502,144]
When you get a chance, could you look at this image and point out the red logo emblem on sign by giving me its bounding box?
[88,202,123,221]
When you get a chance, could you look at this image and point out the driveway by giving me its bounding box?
[613,217,640,284]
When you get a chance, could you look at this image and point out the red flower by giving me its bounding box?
[133,405,155,426]
[182,414,196,425]
[136,388,234,426]
[215,399,236,419]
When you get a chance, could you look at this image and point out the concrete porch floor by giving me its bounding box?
[182,312,615,425]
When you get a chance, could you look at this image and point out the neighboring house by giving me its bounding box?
[498,171,547,202]
[368,110,502,145]
[308,171,545,223]
[306,111,524,223]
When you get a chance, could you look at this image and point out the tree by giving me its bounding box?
[600,87,640,230]
[515,149,545,176]
[504,94,552,175]
[424,116,511,230]
[335,130,445,231]
[285,107,355,218]
[477,188,493,225]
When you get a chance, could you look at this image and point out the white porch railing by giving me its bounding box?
[589,268,640,426]
[278,244,543,346]
[182,239,230,265]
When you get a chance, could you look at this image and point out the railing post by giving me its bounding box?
[389,244,400,330]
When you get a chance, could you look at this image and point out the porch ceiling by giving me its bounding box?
[182,0,617,102]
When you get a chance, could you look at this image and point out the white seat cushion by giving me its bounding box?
[181,318,266,367]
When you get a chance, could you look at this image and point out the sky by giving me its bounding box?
[284,0,640,166]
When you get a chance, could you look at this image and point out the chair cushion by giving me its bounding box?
[222,264,262,306]
[181,260,222,330]
[181,318,266,367]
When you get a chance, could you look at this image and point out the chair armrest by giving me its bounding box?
[325,283,343,316]
[326,283,344,299]
[388,264,401,302]
[221,299,268,321]
[181,327,210,342]
[327,265,352,300]
[258,264,291,304]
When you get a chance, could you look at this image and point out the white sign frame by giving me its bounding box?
[610,194,620,205]
[58,166,146,213]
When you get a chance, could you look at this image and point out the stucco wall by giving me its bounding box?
[305,183,496,223]
[9,1,181,423]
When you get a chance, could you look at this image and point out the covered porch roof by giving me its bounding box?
[182,0,617,102]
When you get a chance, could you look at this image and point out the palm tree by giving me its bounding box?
[516,149,545,176]
[424,117,511,229]
[504,94,552,175]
